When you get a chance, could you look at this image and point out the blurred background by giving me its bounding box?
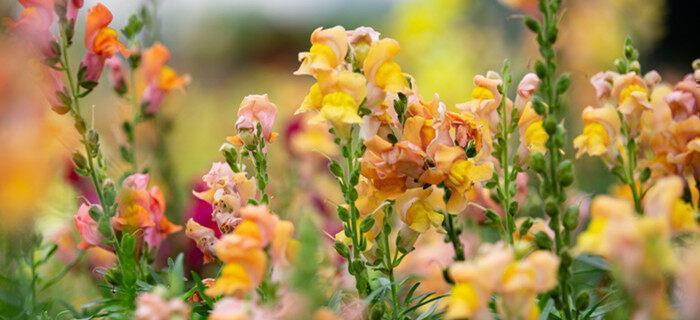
[0,0,698,312]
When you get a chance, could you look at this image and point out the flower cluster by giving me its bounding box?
[446,243,559,320]
[186,95,299,305]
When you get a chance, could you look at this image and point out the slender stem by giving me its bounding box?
[60,30,108,215]
[498,64,515,245]
[381,218,398,316]
[625,139,643,214]
[444,213,465,261]
[127,66,140,172]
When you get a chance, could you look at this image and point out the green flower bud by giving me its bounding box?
[563,205,579,230]
[534,231,552,250]
[360,216,375,233]
[544,117,557,135]
[545,197,559,217]
[558,160,574,186]
[334,241,350,259]
[576,291,590,310]
[532,97,547,115]
[529,153,546,174]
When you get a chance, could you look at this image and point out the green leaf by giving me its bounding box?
[121,14,143,39]
[167,254,185,297]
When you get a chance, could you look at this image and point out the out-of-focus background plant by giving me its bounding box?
[0,0,697,317]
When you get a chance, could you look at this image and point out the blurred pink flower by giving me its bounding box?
[235,94,278,142]
[135,290,190,320]
[105,56,126,95]
[5,0,58,60]
[74,203,105,250]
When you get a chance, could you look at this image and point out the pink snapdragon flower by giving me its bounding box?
[234,94,279,143]
[105,56,126,95]
[73,203,105,250]
[135,290,190,320]
[5,0,58,60]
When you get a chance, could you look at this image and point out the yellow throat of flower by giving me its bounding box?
[618,84,647,104]
[524,120,548,154]
[470,86,494,100]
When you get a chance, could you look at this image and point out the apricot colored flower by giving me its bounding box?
[80,3,129,83]
[234,94,278,143]
[346,26,380,65]
[446,243,513,320]
[295,26,348,76]
[457,71,509,132]
[135,290,190,320]
[140,43,190,114]
[517,102,547,157]
[361,135,427,196]
[612,72,651,134]
[665,75,700,121]
[298,70,367,137]
[643,176,698,233]
[573,105,622,166]
[74,203,104,250]
[590,71,616,101]
[363,38,408,93]
[209,298,252,320]
[421,145,493,213]
[185,219,218,264]
[114,173,181,248]
[395,186,446,233]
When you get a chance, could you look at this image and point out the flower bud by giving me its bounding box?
[532,97,546,115]
[543,117,557,135]
[545,197,558,217]
[563,205,579,230]
[557,160,574,187]
[529,153,546,173]
[576,291,590,310]
[534,231,552,250]
[334,241,350,259]
[396,226,418,254]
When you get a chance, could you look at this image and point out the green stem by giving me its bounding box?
[60,30,108,216]
[532,0,576,318]
[444,213,465,261]
[498,63,515,245]
[625,138,643,214]
[380,217,398,316]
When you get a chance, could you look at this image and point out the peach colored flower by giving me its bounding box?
[185,219,218,264]
[234,94,278,143]
[135,290,190,320]
[114,174,181,248]
[573,105,623,167]
[457,71,510,133]
[295,26,348,76]
[665,75,700,121]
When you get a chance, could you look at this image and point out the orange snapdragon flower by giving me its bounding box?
[140,43,191,114]
[113,173,181,248]
[80,3,129,83]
